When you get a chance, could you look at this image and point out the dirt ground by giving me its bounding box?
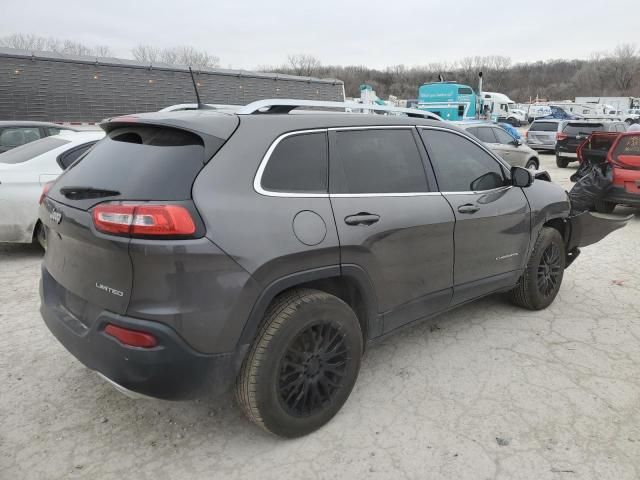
[1,152,639,480]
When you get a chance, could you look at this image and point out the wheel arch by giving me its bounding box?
[237,265,380,348]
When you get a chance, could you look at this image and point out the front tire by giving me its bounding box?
[556,155,569,168]
[236,289,363,438]
[526,158,539,170]
[509,227,565,310]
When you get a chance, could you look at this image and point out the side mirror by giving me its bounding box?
[511,166,534,188]
[513,138,522,147]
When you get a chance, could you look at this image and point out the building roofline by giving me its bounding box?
[0,47,343,86]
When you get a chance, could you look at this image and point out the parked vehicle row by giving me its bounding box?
[524,119,629,168]
[36,100,629,437]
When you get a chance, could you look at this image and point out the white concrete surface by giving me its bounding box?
[1,152,639,480]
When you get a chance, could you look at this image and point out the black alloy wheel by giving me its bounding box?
[278,321,349,417]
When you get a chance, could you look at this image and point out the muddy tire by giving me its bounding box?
[509,227,565,310]
[556,156,569,168]
[235,288,363,438]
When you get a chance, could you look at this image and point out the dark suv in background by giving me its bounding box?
[38,100,629,437]
[556,120,628,167]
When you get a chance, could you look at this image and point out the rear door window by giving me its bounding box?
[330,129,428,194]
[473,127,497,143]
[261,132,328,193]
[0,136,69,164]
[420,129,505,192]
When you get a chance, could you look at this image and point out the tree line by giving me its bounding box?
[273,49,639,102]
[1,34,637,102]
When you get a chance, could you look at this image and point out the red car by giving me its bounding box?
[577,131,640,213]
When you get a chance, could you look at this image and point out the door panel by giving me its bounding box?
[330,195,455,314]
[328,127,455,326]
[444,187,530,296]
[418,128,531,304]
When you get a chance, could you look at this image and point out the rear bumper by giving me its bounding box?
[40,267,248,400]
[605,186,640,206]
[527,142,555,151]
[556,150,578,158]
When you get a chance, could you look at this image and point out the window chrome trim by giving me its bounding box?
[254,129,329,198]
[254,125,437,198]
[328,125,416,131]
[417,125,512,171]
[417,125,514,194]
[331,192,441,198]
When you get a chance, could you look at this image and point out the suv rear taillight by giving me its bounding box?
[93,203,196,237]
[557,132,568,141]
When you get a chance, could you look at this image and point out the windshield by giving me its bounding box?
[0,136,69,164]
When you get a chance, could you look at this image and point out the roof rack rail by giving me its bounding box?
[236,99,442,121]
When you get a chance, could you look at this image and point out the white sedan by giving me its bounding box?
[0,130,105,247]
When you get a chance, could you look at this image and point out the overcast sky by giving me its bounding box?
[2,0,638,69]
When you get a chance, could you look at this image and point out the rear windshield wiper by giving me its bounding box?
[59,186,121,200]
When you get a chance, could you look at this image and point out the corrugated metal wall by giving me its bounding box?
[0,50,344,121]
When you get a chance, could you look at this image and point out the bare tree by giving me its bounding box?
[0,33,111,57]
[287,54,322,77]
[131,44,219,68]
[131,44,162,63]
[610,44,638,92]
[94,45,112,57]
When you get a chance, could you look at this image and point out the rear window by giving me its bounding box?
[530,122,557,132]
[613,135,640,159]
[563,123,604,135]
[0,136,69,164]
[261,132,328,193]
[53,126,210,206]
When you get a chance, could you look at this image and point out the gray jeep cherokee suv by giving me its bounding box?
[39,101,629,437]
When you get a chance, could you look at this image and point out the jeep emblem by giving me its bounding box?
[49,210,62,224]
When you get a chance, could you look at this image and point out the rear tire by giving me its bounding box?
[34,222,47,250]
[594,199,616,214]
[509,227,565,310]
[526,158,539,170]
[235,288,363,438]
[556,155,569,168]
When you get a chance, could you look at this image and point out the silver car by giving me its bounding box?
[525,119,563,151]
[460,122,540,169]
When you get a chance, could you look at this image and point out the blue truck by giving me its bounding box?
[417,82,478,120]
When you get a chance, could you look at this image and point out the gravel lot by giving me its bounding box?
[1,152,639,480]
